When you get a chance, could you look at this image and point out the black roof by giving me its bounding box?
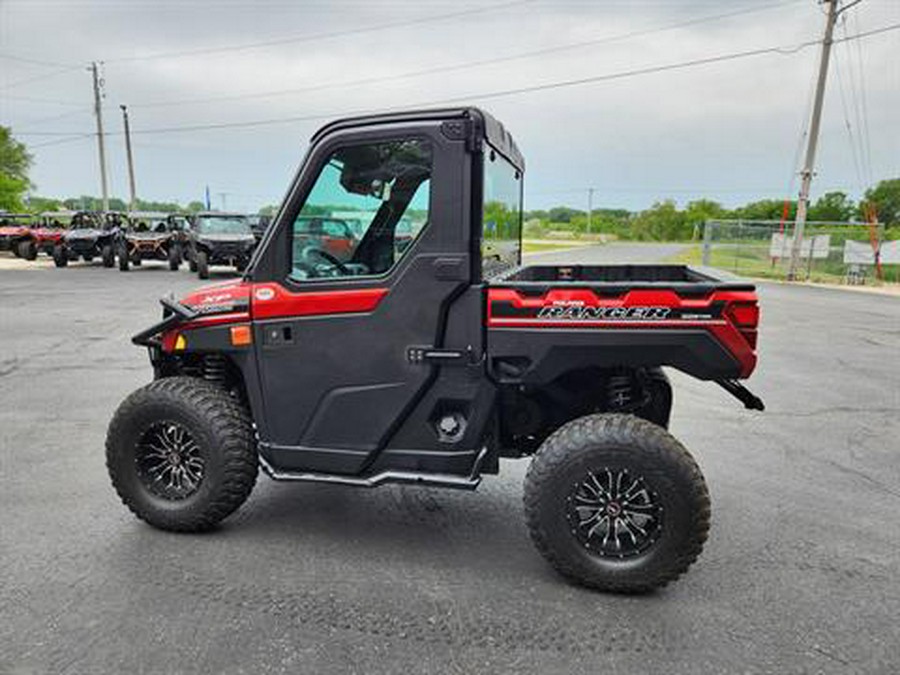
[310,107,524,171]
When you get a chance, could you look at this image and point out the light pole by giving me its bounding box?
[120,105,137,212]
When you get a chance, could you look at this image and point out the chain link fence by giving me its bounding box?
[694,220,898,285]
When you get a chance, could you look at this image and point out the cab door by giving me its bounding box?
[250,123,475,475]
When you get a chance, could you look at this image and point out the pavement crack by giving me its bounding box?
[810,644,852,667]
[0,358,20,378]
[766,406,900,418]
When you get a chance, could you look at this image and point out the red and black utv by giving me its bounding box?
[28,212,71,258]
[106,108,762,593]
[0,213,36,257]
[53,211,122,267]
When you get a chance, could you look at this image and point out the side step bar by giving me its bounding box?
[258,447,487,491]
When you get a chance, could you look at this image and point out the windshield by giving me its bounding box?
[482,147,522,278]
[195,216,251,235]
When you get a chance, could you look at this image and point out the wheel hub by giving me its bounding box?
[135,422,205,500]
[566,468,662,559]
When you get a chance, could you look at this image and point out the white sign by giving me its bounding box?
[770,233,830,259]
[843,240,877,265]
[880,240,900,264]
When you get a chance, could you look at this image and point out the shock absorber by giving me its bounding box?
[606,372,634,411]
[202,354,226,386]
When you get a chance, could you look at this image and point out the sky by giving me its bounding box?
[1,0,898,214]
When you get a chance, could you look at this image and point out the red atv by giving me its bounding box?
[22,212,72,259]
[0,213,36,258]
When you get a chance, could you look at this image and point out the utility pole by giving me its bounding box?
[218,192,228,211]
[788,0,845,280]
[90,62,110,212]
[587,187,594,235]
[120,105,137,212]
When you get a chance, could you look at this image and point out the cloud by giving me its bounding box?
[2,0,898,211]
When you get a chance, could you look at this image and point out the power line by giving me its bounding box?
[3,93,86,107]
[22,20,900,141]
[833,46,866,192]
[104,0,535,64]
[129,0,804,109]
[849,10,875,187]
[29,133,94,149]
[0,52,76,69]
[2,66,83,91]
[9,108,92,131]
[125,22,900,136]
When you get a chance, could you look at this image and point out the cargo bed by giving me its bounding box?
[486,264,759,385]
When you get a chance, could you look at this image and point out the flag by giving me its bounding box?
[205,186,211,210]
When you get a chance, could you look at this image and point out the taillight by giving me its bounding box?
[727,302,759,350]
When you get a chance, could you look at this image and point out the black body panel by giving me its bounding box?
[487,327,742,384]
[251,114,489,477]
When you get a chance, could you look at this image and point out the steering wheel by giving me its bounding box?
[301,246,350,275]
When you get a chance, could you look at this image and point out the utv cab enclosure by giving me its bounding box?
[117,212,185,272]
[184,212,257,279]
[107,108,763,593]
[54,211,121,267]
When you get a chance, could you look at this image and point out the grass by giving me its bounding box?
[522,240,591,254]
[668,243,900,285]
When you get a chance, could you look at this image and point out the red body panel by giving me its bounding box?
[161,281,389,350]
[487,287,758,378]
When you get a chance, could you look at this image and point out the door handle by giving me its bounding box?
[262,323,294,346]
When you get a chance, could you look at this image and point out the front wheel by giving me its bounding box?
[196,250,209,279]
[101,244,115,268]
[524,414,710,593]
[168,244,181,271]
[106,377,258,532]
[53,244,68,268]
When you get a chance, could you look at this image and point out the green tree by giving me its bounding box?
[547,206,583,224]
[259,204,279,216]
[186,201,206,213]
[860,178,900,225]
[809,191,855,222]
[26,195,64,213]
[733,199,795,221]
[0,126,33,211]
[631,201,689,241]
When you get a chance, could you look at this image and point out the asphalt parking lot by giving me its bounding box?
[2,248,899,674]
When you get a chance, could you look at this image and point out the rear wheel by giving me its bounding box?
[106,377,258,532]
[168,244,181,271]
[19,240,38,261]
[102,244,115,268]
[524,413,710,593]
[53,244,68,268]
[196,250,209,279]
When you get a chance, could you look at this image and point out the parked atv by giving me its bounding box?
[0,213,36,258]
[53,211,120,268]
[247,214,271,242]
[27,212,71,259]
[183,212,256,279]
[117,212,186,272]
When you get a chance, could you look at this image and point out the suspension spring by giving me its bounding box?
[202,354,227,385]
